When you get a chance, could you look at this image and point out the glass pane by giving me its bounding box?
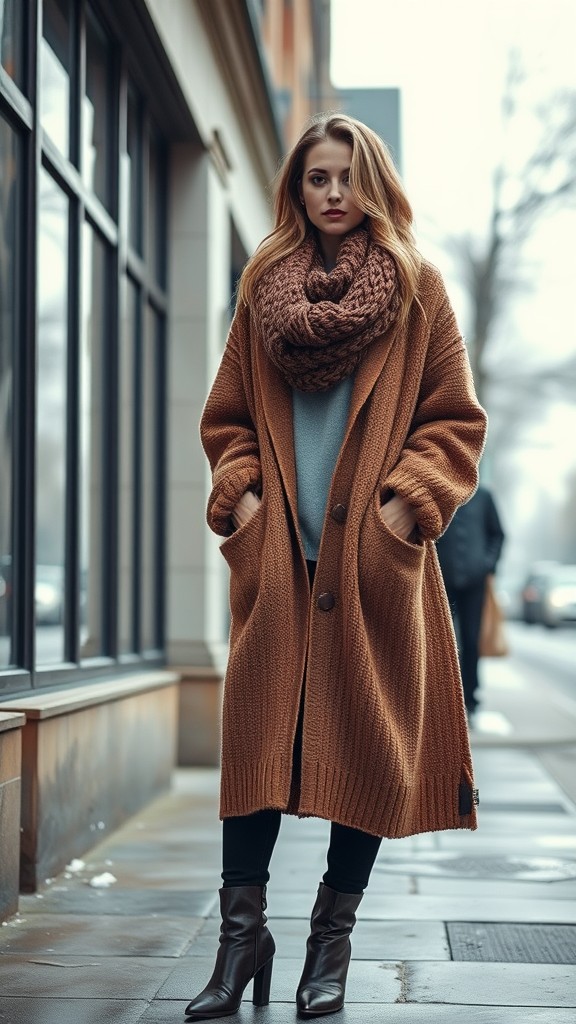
[0,119,18,668]
[147,135,162,281]
[36,171,68,665]
[118,277,137,654]
[41,0,71,157]
[141,305,159,651]
[80,223,106,660]
[83,10,112,207]
[0,0,23,87]
[126,87,141,253]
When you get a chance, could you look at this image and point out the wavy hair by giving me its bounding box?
[237,112,422,325]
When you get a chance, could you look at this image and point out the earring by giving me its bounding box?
[299,197,305,205]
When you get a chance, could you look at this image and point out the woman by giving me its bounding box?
[186,113,487,1021]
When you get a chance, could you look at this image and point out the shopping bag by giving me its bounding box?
[479,574,509,657]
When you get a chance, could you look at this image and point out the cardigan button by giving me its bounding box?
[331,503,347,524]
[317,591,335,612]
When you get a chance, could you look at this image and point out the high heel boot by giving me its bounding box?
[184,885,275,1020]
[296,882,363,1017]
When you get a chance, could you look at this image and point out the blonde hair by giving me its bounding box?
[238,112,421,325]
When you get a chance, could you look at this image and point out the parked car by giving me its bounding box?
[539,564,576,629]
[494,573,524,620]
[521,562,559,625]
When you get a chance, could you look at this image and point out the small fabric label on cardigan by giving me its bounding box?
[458,781,478,816]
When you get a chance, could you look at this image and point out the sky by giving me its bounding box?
[331,0,576,572]
[330,0,575,324]
[331,0,575,228]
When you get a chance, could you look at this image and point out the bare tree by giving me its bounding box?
[447,56,576,404]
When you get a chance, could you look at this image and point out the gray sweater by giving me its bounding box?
[292,376,354,560]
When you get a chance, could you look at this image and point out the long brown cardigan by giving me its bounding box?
[200,259,487,839]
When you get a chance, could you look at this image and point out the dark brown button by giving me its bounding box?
[317,591,335,612]
[331,503,347,524]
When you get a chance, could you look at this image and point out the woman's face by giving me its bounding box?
[299,138,365,255]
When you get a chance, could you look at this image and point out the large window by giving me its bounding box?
[0,118,18,669]
[36,172,69,665]
[0,0,168,693]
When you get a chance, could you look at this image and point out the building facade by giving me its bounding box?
[0,0,330,918]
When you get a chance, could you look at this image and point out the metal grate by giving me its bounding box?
[448,922,576,964]
[376,854,576,881]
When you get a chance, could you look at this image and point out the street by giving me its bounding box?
[503,621,576,698]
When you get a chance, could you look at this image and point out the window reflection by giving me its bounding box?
[41,0,71,157]
[0,118,18,668]
[147,136,159,279]
[80,223,106,659]
[126,87,142,253]
[0,0,23,87]
[83,11,112,207]
[36,171,68,665]
[118,277,137,654]
[141,305,160,651]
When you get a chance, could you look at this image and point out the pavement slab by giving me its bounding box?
[405,960,576,1006]
[0,955,177,1000]
[0,999,149,1024]
[186,916,450,961]
[139,1002,576,1023]
[0,914,203,957]
[19,888,217,918]
[264,892,576,923]
[157,956,402,1003]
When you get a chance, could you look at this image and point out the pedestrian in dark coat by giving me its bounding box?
[436,485,505,715]
[186,113,487,1022]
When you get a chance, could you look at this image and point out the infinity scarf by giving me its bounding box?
[253,227,400,392]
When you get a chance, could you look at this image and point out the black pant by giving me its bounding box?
[445,580,486,712]
[222,811,382,894]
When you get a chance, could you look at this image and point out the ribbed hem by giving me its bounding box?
[220,755,292,818]
[220,758,477,838]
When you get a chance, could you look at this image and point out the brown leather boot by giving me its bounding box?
[296,883,363,1017]
[184,885,275,1020]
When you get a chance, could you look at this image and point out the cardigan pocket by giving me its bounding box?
[358,495,428,706]
[358,494,426,602]
[219,498,265,635]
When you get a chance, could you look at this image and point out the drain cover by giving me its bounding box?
[448,922,576,964]
[376,855,576,881]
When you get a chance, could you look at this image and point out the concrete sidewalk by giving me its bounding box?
[1,656,576,1023]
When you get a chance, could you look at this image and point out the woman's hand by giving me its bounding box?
[231,490,262,531]
[379,494,417,541]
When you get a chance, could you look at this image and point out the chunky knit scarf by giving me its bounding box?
[253,227,399,392]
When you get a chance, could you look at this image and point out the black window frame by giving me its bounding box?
[0,0,170,697]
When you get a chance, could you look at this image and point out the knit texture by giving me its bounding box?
[252,227,399,391]
[200,258,487,839]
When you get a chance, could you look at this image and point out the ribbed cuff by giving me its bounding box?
[208,461,262,536]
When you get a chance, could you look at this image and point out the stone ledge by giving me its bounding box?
[174,666,222,767]
[0,711,26,734]
[0,719,23,922]
[0,671,179,720]
[7,672,180,892]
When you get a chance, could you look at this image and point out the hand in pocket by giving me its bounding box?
[231,490,262,531]
[379,494,417,541]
